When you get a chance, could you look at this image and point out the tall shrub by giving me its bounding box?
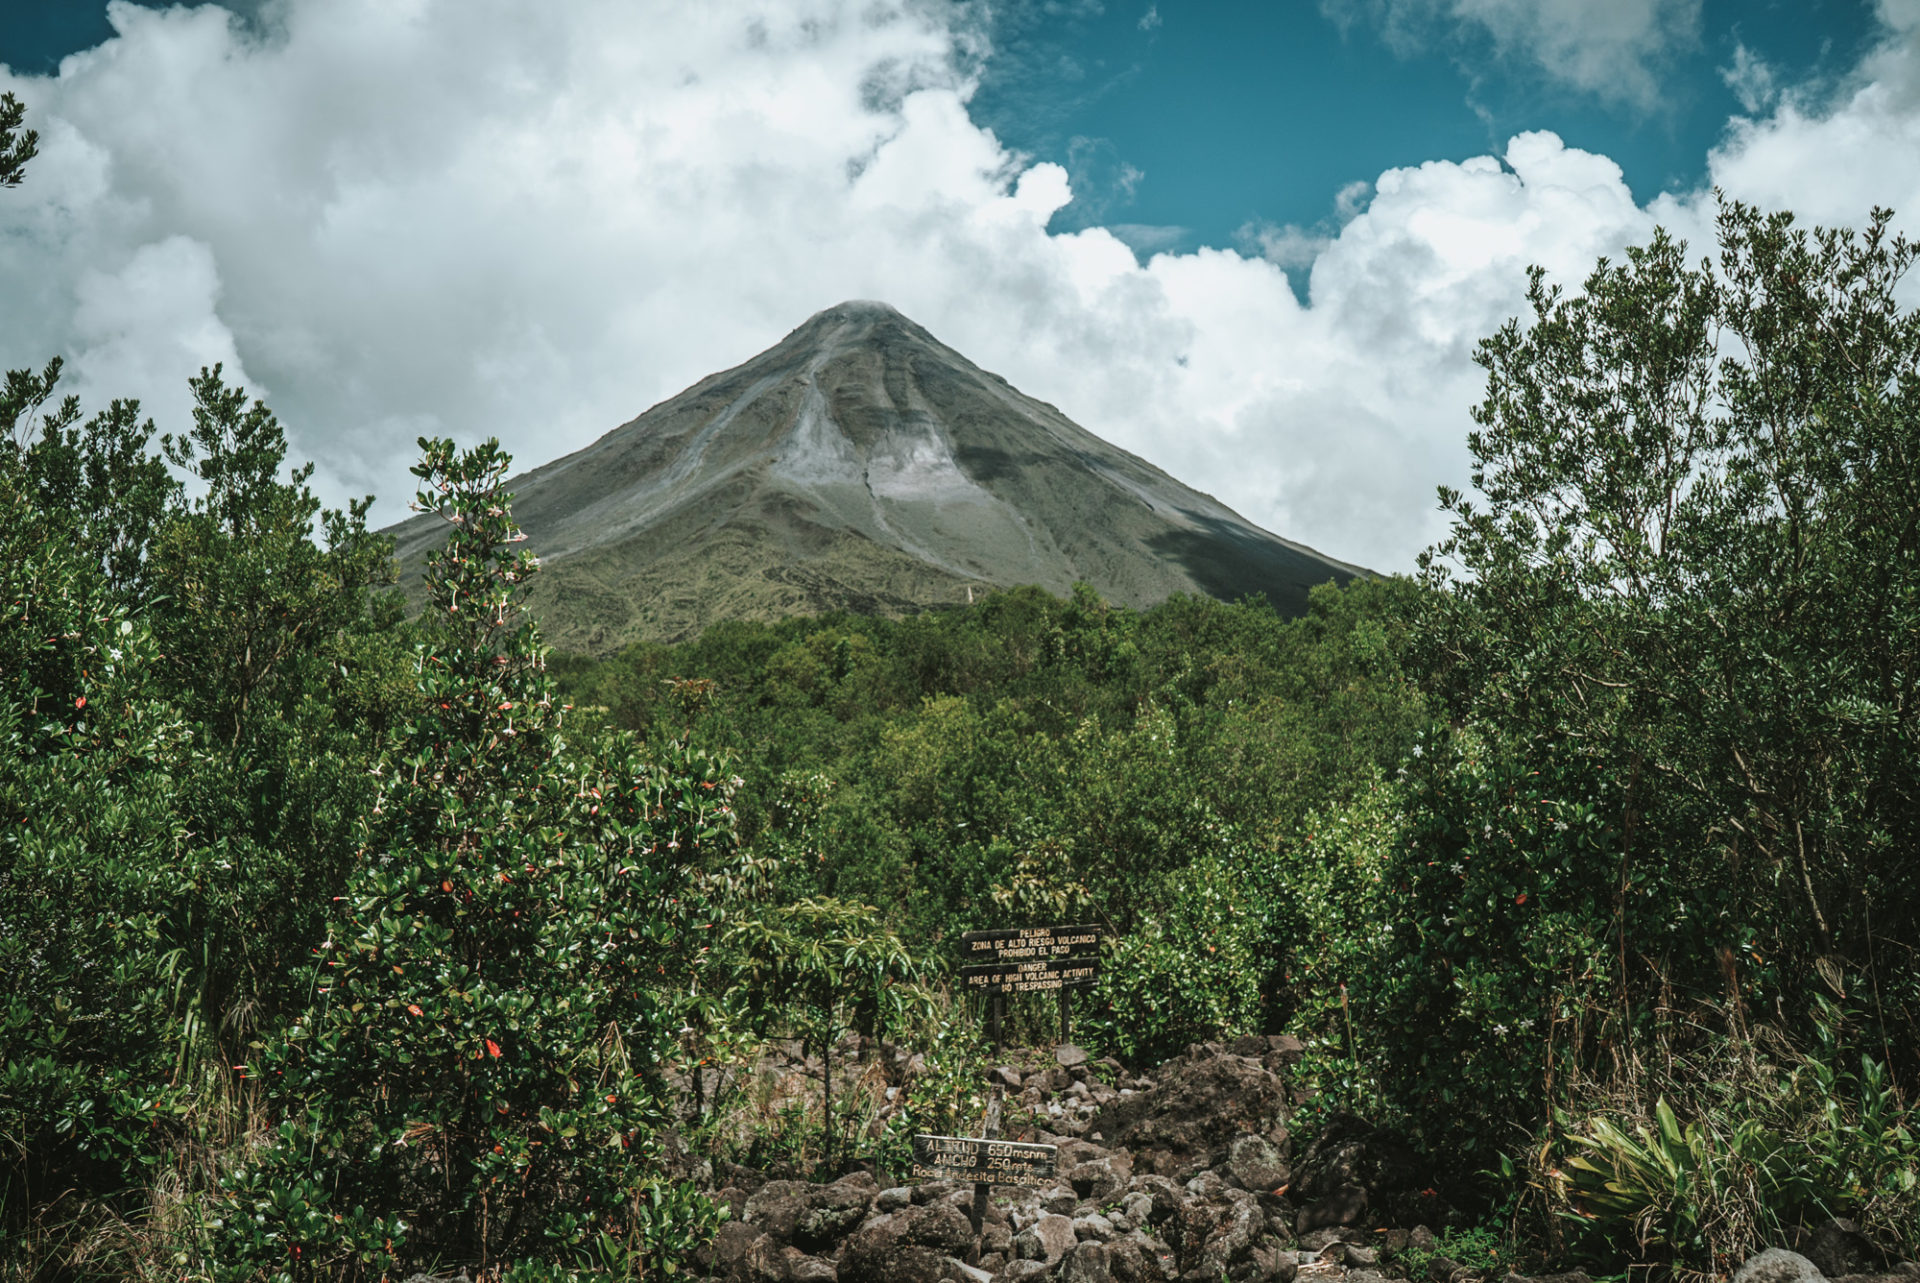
[1393,198,1920,1258]
[210,439,736,1280]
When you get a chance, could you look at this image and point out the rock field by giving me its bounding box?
[681,1036,1920,1283]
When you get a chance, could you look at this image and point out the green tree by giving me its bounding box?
[211,438,734,1280]
[0,91,34,188]
[0,445,198,1275]
[1393,197,1920,1255]
[2,96,420,1279]
[727,896,929,1169]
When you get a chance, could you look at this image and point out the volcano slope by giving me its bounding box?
[385,301,1365,652]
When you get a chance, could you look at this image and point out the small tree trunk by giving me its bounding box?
[818,987,834,1172]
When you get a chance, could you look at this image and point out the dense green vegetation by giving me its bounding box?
[549,576,1423,949]
[3,93,1917,1280]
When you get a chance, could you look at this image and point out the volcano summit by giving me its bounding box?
[386,301,1365,651]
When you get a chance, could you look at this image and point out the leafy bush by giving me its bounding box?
[3,358,409,1279]
[1083,853,1268,1065]
[877,1014,990,1181]
[726,895,933,1168]
[204,439,735,1280]
[1394,198,1920,1259]
[1554,1033,1920,1271]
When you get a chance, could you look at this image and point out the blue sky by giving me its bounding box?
[971,0,1881,251]
[2,1,1917,571]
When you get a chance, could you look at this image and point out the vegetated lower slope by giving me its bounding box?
[548,578,1427,963]
[383,300,1366,651]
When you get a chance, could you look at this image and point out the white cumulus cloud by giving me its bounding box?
[1322,0,1702,109]
[1,0,1917,577]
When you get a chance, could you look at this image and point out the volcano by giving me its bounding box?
[385,301,1365,651]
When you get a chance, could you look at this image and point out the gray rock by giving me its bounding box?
[1803,1221,1882,1280]
[737,1236,792,1283]
[793,1180,876,1249]
[1184,1170,1228,1200]
[1226,1133,1291,1194]
[1089,1051,1291,1179]
[838,1203,976,1283]
[1123,1231,1181,1282]
[1057,1139,1119,1166]
[877,1186,914,1212]
[712,1221,769,1272]
[1068,1155,1135,1203]
[1075,1212,1119,1242]
[788,1256,838,1282]
[1123,1175,1185,1226]
[1251,1246,1302,1283]
[1062,1241,1113,1283]
[1267,1034,1307,1062]
[745,1181,813,1241]
[1734,1250,1829,1283]
[1042,1186,1080,1216]
[1099,1236,1155,1283]
[1290,1113,1424,1226]
[1296,1184,1366,1232]
[1015,1213,1080,1265]
[1000,1261,1052,1282]
[1193,1189,1265,1280]
[1058,1044,1092,1068]
[992,1066,1024,1090]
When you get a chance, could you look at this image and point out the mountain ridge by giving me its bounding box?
[386,300,1366,651]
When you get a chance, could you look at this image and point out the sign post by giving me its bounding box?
[903,923,1099,1250]
[907,1124,1057,1187]
[959,926,1101,1047]
[970,1088,1001,1248]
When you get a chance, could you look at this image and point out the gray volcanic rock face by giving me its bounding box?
[386,300,1365,651]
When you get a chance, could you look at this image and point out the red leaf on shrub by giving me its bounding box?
[75,696,86,709]
[1515,893,1529,905]
[486,1039,502,1059]
[407,1004,423,1017]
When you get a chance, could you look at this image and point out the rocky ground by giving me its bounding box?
[685,1036,1920,1283]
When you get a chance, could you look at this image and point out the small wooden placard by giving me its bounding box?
[911,1134,1057,1188]
[958,956,1100,994]
[959,925,1100,962]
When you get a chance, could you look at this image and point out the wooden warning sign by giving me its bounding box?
[959,925,1100,962]
[959,956,1100,994]
[911,1134,1057,1188]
